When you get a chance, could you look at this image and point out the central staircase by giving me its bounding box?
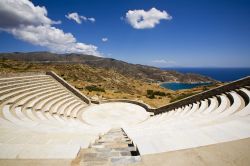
[73,128,141,166]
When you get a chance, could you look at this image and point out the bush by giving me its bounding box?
[153,91,166,96]
[1,57,7,62]
[75,85,84,90]
[147,90,154,95]
[85,85,105,92]
[146,90,155,99]
[146,90,166,99]
[147,94,155,99]
[202,86,208,91]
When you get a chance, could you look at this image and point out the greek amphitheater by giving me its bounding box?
[0,71,250,166]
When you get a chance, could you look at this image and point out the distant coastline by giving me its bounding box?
[158,80,213,84]
[161,67,250,82]
[160,82,212,91]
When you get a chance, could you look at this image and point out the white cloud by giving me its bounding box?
[80,16,87,22]
[7,25,99,55]
[66,12,95,24]
[125,7,172,29]
[0,0,56,28]
[152,59,177,66]
[88,17,95,22]
[66,12,82,24]
[0,0,101,56]
[102,38,108,42]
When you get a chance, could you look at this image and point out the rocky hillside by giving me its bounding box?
[0,57,221,108]
[0,52,216,83]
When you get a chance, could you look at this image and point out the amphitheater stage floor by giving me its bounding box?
[82,102,150,128]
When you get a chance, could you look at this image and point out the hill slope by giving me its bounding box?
[0,52,220,107]
[0,52,216,83]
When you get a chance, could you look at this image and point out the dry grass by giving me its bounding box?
[0,60,221,108]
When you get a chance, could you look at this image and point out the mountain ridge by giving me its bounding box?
[0,52,217,83]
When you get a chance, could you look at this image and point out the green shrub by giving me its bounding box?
[147,94,155,99]
[75,86,83,90]
[147,90,154,95]
[153,91,166,96]
[202,86,208,91]
[85,85,105,92]
[146,90,166,99]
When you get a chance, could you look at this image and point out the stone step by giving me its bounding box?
[78,154,141,166]
[93,140,132,145]
[96,139,132,144]
[73,128,141,165]
[92,147,137,153]
[110,156,141,165]
[91,143,130,149]
[79,161,109,166]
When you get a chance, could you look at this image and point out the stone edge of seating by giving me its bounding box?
[89,76,250,115]
[46,71,91,104]
[152,76,250,114]
[1,71,249,115]
[0,72,45,78]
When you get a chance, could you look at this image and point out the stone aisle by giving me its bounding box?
[72,128,141,166]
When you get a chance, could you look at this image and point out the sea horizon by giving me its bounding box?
[162,67,250,82]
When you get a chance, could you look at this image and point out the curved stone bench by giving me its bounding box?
[196,99,208,114]
[55,98,76,115]
[64,101,83,118]
[0,85,58,120]
[0,75,50,84]
[0,78,53,92]
[1,73,249,160]
[203,97,218,114]
[235,88,250,116]
[69,104,84,118]
[123,87,250,155]
[216,91,245,117]
[22,91,68,121]
[57,99,81,116]
[9,88,63,120]
[0,80,55,101]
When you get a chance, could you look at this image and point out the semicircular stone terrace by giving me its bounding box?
[0,72,250,166]
[82,102,150,128]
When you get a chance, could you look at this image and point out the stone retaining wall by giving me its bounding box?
[2,71,249,115]
[98,76,250,115]
[46,71,91,104]
[151,76,250,114]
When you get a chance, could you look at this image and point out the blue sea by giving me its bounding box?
[161,68,250,90]
[161,82,212,91]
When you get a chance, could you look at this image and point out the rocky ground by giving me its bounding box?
[0,60,222,108]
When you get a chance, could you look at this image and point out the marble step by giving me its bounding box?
[74,128,141,166]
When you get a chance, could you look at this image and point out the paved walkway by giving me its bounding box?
[139,138,250,166]
[1,138,249,166]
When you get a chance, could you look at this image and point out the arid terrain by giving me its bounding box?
[0,56,222,108]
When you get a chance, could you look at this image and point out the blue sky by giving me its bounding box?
[0,0,250,67]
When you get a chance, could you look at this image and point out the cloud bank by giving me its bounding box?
[125,7,172,29]
[0,0,100,56]
[66,12,95,24]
